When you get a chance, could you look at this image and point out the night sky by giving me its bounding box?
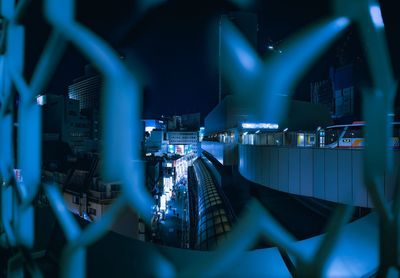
[23,0,400,122]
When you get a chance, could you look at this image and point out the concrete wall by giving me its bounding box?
[239,145,399,208]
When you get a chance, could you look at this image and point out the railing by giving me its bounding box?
[239,145,399,208]
[201,141,238,166]
[1,0,399,277]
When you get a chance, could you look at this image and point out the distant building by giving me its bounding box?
[310,64,362,123]
[145,130,164,154]
[40,94,94,154]
[166,116,180,131]
[68,64,103,147]
[60,154,145,241]
[142,115,201,156]
[310,80,334,116]
[165,113,200,131]
[84,108,101,142]
[331,65,360,121]
[143,119,167,155]
[68,64,102,111]
[181,113,201,131]
[144,119,166,132]
[310,29,365,123]
[203,95,333,165]
[66,98,93,153]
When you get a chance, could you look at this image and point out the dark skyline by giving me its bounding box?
[23,0,399,121]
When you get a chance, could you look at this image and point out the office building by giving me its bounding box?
[68,64,102,111]
[310,79,334,115]
[40,94,93,154]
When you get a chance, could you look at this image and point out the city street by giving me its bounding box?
[152,177,189,248]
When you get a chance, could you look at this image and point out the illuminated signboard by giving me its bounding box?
[36,95,46,106]
[167,144,194,155]
[160,195,166,211]
[242,123,279,129]
[145,126,155,133]
[175,145,184,155]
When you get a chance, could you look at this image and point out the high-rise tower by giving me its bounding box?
[68,64,102,143]
[68,64,102,111]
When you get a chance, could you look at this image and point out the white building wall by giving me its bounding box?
[63,192,81,216]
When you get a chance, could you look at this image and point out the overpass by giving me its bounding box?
[202,142,398,208]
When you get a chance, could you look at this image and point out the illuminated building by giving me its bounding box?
[143,119,167,154]
[202,95,333,165]
[167,131,200,156]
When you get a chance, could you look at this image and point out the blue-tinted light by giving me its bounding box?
[36,95,45,105]
[236,47,256,71]
[145,126,155,133]
[242,123,279,129]
[335,17,350,28]
[369,5,384,28]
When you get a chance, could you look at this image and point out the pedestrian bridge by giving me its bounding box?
[202,141,398,208]
[238,145,399,208]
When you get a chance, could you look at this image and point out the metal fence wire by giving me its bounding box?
[0,0,398,277]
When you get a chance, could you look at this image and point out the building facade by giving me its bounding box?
[167,131,200,156]
[68,65,102,111]
[40,94,93,154]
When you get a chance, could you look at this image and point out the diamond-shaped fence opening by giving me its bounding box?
[0,0,398,277]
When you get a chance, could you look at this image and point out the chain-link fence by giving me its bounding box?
[0,0,398,277]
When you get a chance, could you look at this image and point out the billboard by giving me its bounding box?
[167,144,193,155]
